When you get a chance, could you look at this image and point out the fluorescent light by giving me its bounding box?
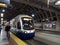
[55,1,60,5]
[1,13,4,17]
[0,3,7,7]
[1,18,3,20]
[2,9,5,12]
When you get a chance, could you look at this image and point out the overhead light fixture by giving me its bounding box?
[2,9,5,12]
[1,18,3,21]
[32,14,35,17]
[1,13,4,17]
[55,1,60,5]
[0,3,7,7]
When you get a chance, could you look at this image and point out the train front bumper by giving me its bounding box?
[17,32,35,40]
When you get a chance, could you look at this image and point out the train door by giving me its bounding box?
[16,21,21,32]
[17,22,21,29]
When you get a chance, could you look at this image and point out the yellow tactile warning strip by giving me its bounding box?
[10,32,27,45]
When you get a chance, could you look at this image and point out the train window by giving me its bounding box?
[17,22,21,29]
[22,17,34,30]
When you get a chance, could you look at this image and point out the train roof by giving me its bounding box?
[18,15,31,17]
[10,14,32,21]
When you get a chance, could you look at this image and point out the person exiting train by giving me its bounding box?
[5,24,11,39]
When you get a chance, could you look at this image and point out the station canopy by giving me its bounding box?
[0,0,60,23]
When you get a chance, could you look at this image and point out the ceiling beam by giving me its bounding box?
[11,0,60,13]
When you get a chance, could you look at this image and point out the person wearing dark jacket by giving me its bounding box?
[5,24,11,39]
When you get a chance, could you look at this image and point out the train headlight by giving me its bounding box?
[31,30,35,33]
[25,31,30,33]
[27,31,30,33]
[25,32,27,33]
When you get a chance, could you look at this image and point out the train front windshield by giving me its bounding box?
[22,17,34,30]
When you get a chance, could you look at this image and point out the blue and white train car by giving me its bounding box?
[10,15,35,39]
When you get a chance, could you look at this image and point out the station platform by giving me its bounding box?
[0,29,27,45]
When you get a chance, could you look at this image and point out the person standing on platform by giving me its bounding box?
[5,24,11,39]
[0,26,2,33]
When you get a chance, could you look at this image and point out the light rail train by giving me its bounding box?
[10,15,35,39]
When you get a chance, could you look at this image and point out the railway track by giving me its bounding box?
[24,38,47,45]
